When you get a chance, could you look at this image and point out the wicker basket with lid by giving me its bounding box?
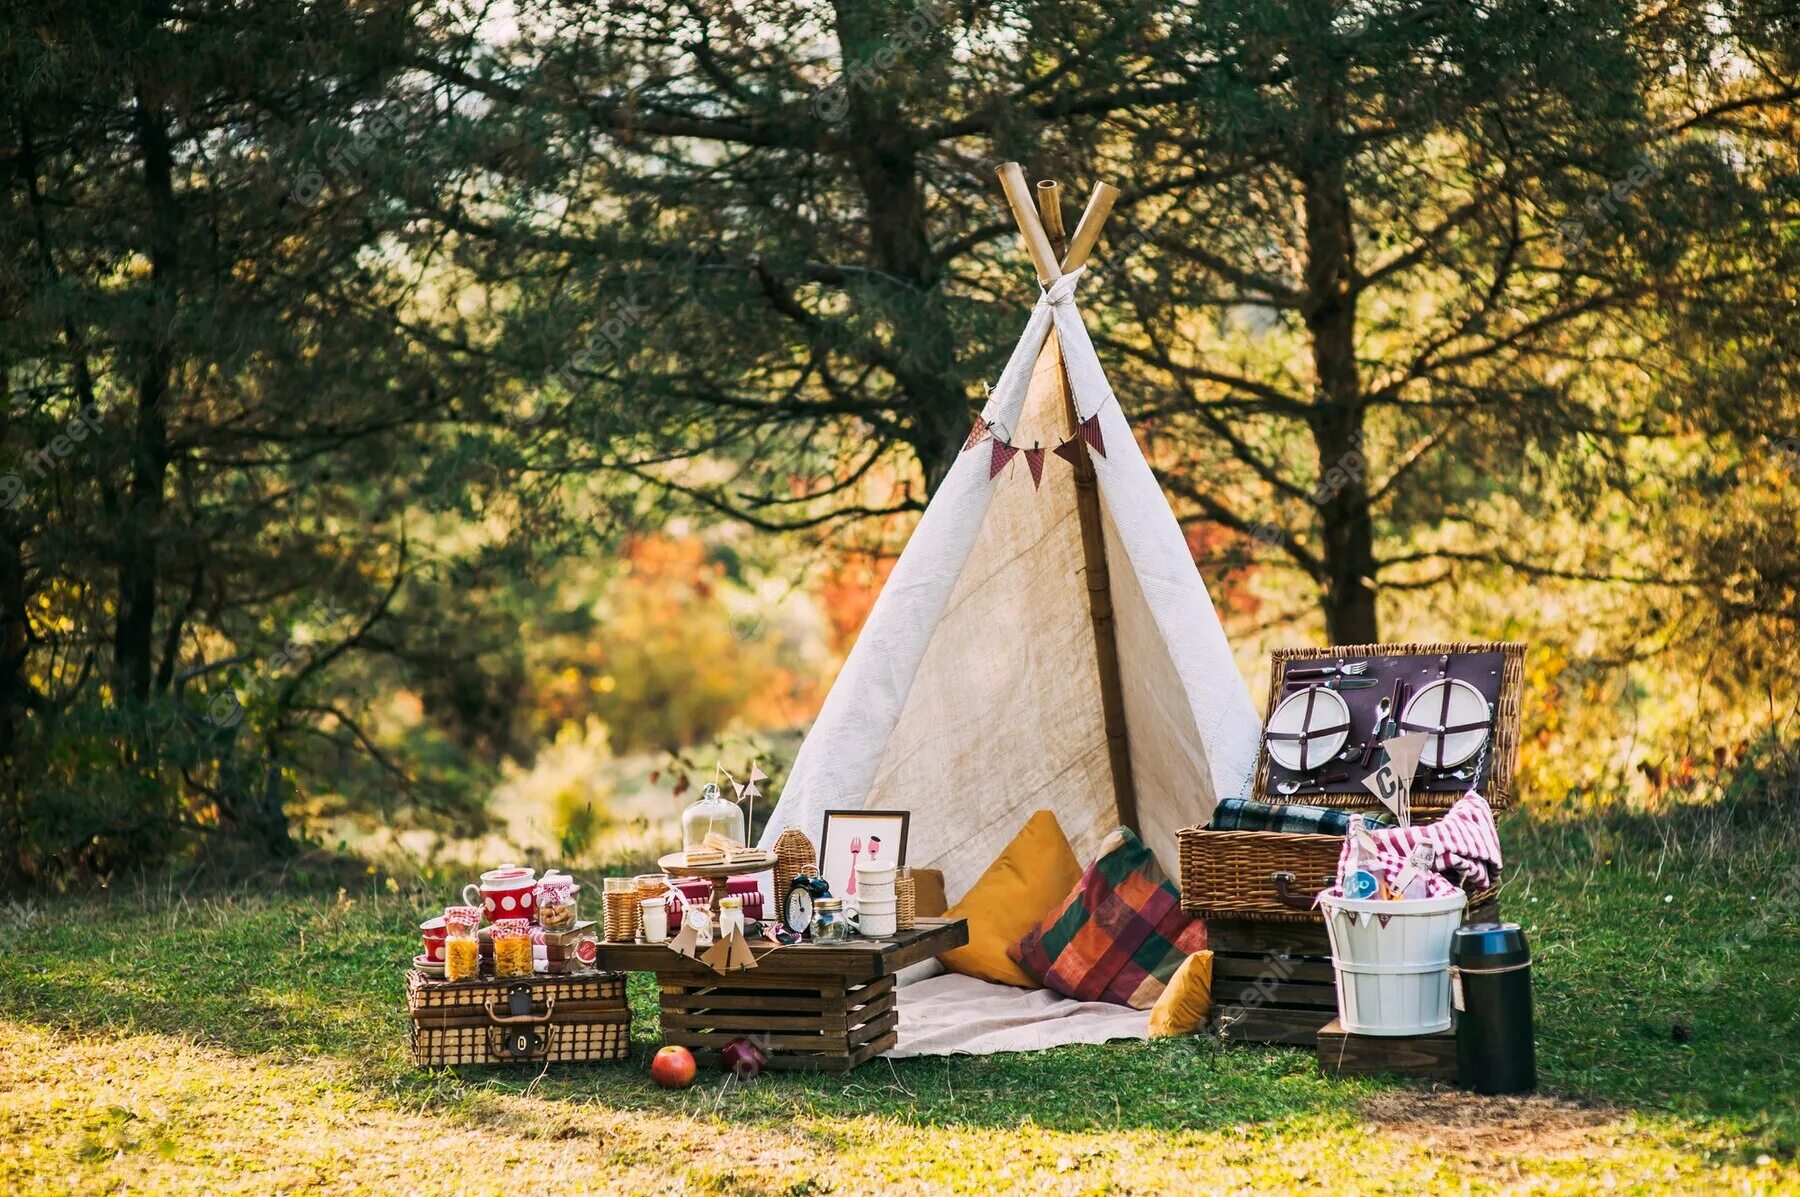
[1178,641,1524,923]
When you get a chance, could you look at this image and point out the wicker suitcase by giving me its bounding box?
[406,970,630,1066]
[1179,641,1524,923]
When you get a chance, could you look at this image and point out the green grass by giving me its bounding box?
[2,791,1796,1194]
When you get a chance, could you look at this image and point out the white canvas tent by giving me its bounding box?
[761,166,1262,904]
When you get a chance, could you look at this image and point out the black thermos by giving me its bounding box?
[1451,922,1536,1094]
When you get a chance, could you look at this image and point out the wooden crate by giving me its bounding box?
[406,970,629,1067]
[1316,1018,1458,1082]
[661,973,898,1072]
[1207,919,1339,1046]
[597,917,967,1073]
[1207,900,1500,1046]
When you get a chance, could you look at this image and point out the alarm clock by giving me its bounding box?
[783,871,832,937]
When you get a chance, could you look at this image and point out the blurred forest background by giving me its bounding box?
[2,0,1796,888]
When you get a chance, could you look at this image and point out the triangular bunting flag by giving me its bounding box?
[1377,913,1393,930]
[1079,414,1106,458]
[749,765,768,784]
[1053,436,1083,467]
[726,926,759,970]
[989,439,1019,479]
[699,936,732,973]
[1024,446,1045,489]
[963,418,991,451]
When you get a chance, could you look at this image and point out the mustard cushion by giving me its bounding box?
[910,868,948,918]
[938,810,1084,988]
[1147,950,1214,1038]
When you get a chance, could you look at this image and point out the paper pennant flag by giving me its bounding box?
[1053,436,1084,467]
[1024,446,1045,489]
[1384,732,1429,786]
[668,919,700,958]
[748,765,768,784]
[1079,414,1106,458]
[989,439,1019,479]
[963,418,991,451]
[726,926,758,970]
[1362,732,1430,828]
[731,781,747,800]
[1377,913,1393,930]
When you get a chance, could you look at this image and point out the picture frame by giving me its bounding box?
[818,809,910,902]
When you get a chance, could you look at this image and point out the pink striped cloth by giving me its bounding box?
[1336,791,1504,894]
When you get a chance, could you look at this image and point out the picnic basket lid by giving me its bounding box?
[1251,641,1524,815]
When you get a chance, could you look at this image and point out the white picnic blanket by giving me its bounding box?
[884,967,1150,1057]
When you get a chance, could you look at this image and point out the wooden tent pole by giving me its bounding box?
[1036,180,1067,259]
[996,164,1139,835]
[997,163,1062,284]
[1060,182,1119,273]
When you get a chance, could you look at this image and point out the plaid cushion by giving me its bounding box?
[1207,798,1393,835]
[1007,827,1208,1009]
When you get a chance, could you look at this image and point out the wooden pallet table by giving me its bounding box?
[596,917,967,1073]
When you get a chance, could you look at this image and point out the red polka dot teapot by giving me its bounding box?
[463,864,538,922]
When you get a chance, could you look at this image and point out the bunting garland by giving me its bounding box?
[1024,446,1045,489]
[965,404,1111,492]
[1077,413,1106,458]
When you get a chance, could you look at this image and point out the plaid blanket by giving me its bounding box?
[1207,798,1393,836]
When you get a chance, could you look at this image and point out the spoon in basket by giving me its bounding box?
[1276,772,1349,796]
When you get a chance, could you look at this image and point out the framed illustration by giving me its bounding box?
[818,809,910,902]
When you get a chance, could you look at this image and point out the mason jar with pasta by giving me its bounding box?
[491,918,533,978]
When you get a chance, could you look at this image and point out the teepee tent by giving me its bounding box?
[760,166,1262,902]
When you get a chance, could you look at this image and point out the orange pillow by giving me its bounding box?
[939,811,1084,988]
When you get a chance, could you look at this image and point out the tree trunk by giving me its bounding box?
[218,743,297,858]
[114,85,179,703]
[1296,6,1379,645]
[832,0,967,494]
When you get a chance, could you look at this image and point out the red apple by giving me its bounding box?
[650,1044,697,1089]
[720,1036,766,1079]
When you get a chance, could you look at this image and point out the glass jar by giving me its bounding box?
[443,906,482,981]
[681,783,746,850]
[491,918,533,978]
[536,879,579,931]
[811,898,847,944]
[718,896,745,940]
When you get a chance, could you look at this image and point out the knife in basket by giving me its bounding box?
[1285,676,1382,692]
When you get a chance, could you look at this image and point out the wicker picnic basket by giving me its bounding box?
[407,969,630,1066]
[1179,641,1524,923]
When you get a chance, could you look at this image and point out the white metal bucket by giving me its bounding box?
[1318,890,1468,1036]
